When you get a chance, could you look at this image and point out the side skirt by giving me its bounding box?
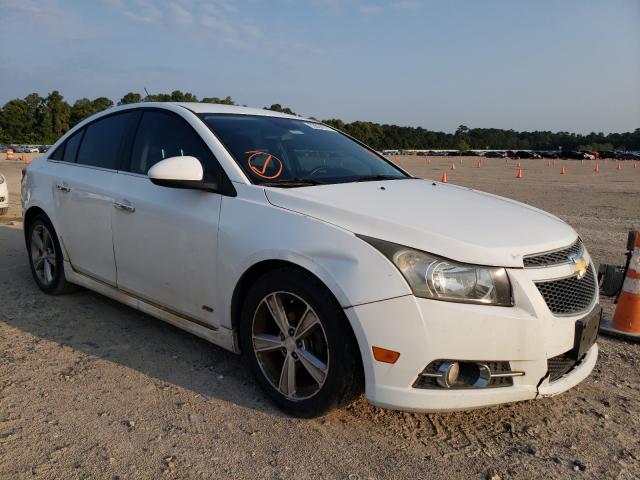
[64,261,238,353]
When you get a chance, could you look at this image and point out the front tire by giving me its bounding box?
[0,207,7,216]
[240,267,363,418]
[26,214,75,295]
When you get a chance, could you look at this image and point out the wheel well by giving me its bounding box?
[230,261,360,347]
[23,206,47,240]
[231,260,296,337]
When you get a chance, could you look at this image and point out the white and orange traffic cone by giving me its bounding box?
[594,163,600,173]
[441,171,447,183]
[450,162,456,171]
[516,166,523,179]
[560,167,566,174]
[600,232,640,340]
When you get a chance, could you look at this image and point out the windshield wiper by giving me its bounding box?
[351,175,409,183]
[261,178,324,188]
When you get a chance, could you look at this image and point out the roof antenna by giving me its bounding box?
[143,87,150,98]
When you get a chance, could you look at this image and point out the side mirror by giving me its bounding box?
[148,156,218,192]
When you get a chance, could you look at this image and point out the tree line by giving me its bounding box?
[1,90,638,151]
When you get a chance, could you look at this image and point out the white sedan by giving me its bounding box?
[21,103,600,417]
[0,174,8,215]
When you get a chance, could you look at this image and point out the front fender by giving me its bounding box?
[215,184,411,330]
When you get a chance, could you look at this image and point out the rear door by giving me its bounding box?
[53,112,135,284]
[111,109,223,325]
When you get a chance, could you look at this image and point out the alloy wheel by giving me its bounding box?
[251,291,330,400]
[30,224,57,286]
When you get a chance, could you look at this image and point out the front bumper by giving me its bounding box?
[344,261,599,412]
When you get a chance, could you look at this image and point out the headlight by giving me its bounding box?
[359,235,513,306]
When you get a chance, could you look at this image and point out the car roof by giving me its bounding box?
[130,102,306,121]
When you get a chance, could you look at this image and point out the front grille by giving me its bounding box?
[523,239,583,268]
[535,266,596,316]
[547,352,577,382]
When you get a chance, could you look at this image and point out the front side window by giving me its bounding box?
[129,111,213,175]
[198,114,408,186]
[76,113,131,169]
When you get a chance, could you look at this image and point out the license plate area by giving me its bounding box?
[570,306,601,360]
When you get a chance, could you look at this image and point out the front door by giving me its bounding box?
[111,110,222,325]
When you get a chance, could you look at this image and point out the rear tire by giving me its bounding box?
[26,214,75,295]
[239,267,363,418]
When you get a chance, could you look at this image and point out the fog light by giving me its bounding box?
[414,360,524,389]
[436,361,460,388]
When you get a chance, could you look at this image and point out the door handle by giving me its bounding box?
[56,183,71,193]
[113,200,135,213]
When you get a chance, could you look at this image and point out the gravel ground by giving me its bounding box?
[0,155,639,480]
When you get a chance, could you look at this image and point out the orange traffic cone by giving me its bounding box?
[594,163,600,173]
[517,161,521,168]
[634,162,637,169]
[560,167,566,174]
[516,167,523,178]
[547,160,551,167]
[450,162,456,171]
[600,232,640,340]
[616,162,622,171]
[441,171,447,183]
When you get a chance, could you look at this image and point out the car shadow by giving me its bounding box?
[0,224,286,417]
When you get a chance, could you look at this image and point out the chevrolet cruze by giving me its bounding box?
[21,103,600,417]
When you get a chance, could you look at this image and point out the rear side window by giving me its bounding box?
[62,130,83,163]
[76,113,131,169]
[129,111,212,175]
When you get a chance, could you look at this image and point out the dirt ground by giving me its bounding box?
[1,155,639,480]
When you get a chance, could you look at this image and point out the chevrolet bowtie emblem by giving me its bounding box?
[569,254,588,279]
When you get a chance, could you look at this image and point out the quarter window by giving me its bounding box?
[62,130,83,163]
[129,111,212,175]
[76,113,131,169]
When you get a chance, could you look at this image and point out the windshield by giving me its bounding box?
[198,114,408,186]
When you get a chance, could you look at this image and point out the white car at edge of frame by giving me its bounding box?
[21,103,600,417]
[0,174,9,215]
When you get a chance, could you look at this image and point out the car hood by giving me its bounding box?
[264,179,577,267]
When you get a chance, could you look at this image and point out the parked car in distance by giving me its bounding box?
[0,174,8,215]
[513,151,541,159]
[22,103,601,417]
[559,151,592,160]
[482,151,507,158]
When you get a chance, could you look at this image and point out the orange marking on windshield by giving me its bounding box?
[246,150,284,180]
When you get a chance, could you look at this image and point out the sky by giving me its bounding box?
[0,0,638,134]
